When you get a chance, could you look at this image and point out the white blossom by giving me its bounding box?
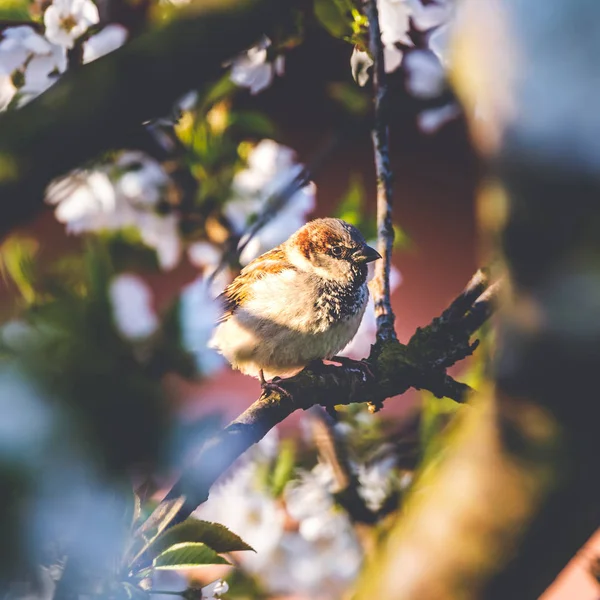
[0,74,16,110]
[179,276,224,375]
[357,454,397,511]
[46,152,182,270]
[196,463,286,573]
[116,151,170,207]
[109,274,159,340]
[82,24,128,63]
[284,464,341,541]
[196,444,363,598]
[49,170,117,231]
[230,36,284,95]
[277,463,362,596]
[44,0,99,49]
[417,103,461,133]
[407,0,452,31]
[187,241,222,273]
[429,22,451,66]
[21,42,67,99]
[377,0,412,73]
[0,27,52,74]
[404,49,445,99]
[200,579,229,599]
[350,47,373,87]
[226,139,315,264]
[138,212,182,270]
[0,27,67,103]
[150,571,187,600]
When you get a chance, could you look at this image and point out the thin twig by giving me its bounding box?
[366,0,397,343]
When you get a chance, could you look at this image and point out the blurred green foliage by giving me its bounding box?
[0,0,31,20]
[0,238,168,475]
[314,0,368,46]
[335,175,411,249]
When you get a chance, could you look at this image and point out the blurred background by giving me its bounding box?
[0,0,599,598]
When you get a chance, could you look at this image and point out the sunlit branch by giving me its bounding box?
[137,271,500,553]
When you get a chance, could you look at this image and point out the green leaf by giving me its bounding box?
[153,542,231,569]
[314,0,354,39]
[149,518,254,558]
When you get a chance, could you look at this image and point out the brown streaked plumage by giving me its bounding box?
[209,218,381,380]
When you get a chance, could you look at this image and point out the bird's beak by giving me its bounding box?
[354,245,382,263]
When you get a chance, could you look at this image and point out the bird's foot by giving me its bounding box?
[330,355,375,382]
[259,369,293,401]
[330,356,381,411]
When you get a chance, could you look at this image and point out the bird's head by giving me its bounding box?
[286,217,381,283]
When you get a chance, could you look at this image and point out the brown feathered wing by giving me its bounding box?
[217,246,293,322]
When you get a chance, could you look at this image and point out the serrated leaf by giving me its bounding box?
[153,542,231,569]
[149,518,254,559]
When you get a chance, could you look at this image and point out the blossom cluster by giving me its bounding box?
[46,151,181,270]
[47,138,314,271]
[83,139,315,375]
[229,35,285,95]
[195,431,362,598]
[193,426,404,598]
[0,0,127,109]
[351,0,459,133]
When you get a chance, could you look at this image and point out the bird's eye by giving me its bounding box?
[331,246,343,257]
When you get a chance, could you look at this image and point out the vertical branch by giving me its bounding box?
[366,0,397,343]
[308,407,376,523]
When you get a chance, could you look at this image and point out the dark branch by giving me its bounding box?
[137,271,500,549]
[366,0,397,343]
[406,269,497,370]
[308,407,379,524]
[0,0,284,239]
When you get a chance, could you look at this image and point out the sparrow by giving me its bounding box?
[209,217,381,382]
